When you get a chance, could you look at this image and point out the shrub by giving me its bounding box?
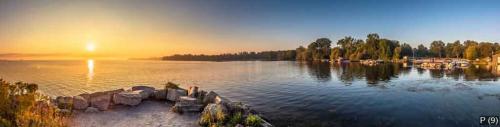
[0,79,68,127]
[245,114,263,127]
[227,112,243,126]
[199,104,228,127]
[164,82,180,89]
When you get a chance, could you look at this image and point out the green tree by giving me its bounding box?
[478,42,494,58]
[330,47,343,61]
[400,43,413,57]
[365,33,380,59]
[451,40,463,58]
[416,44,429,57]
[465,45,478,60]
[378,39,392,60]
[295,46,308,61]
[308,38,332,60]
[430,40,445,58]
[393,47,402,60]
[337,36,355,58]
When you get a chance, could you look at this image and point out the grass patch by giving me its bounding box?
[245,114,263,127]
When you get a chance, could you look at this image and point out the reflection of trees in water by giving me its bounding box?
[364,63,398,84]
[463,65,498,81]
[302,62,498,84]
[429,69,444,78]
[304,61,331,82]
[330,63,402,84]
[444,69,463,80]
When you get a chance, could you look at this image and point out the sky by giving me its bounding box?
[0,0,499,59]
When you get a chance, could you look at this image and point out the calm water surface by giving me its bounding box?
[1,60,500,127]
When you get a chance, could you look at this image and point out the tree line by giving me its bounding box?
[162,50,296,61]
[162,33,500,61]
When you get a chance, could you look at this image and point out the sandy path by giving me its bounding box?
[70,100,200,127]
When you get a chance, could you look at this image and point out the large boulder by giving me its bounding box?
[78,93,91,101]
[113,91,143,106]
[202,91,218,104]
[166,88,188,101]
[105,89,125,105]
[89,92,111,111]
[172,96,204,113]
[153,89,167,100]
[197,90,207,104]
[56,96,73,109]
[132,86,155,99]
[188,86,199,97]
[72,96,89,110]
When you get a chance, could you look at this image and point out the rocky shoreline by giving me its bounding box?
[52,83,273,127]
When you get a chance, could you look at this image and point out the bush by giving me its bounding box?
[245,114,263,127]
[164,82,180,89]
[0,79,68,127]
[199,104,228,127]
[227,112,243,126]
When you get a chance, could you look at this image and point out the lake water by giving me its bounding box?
[1,60,500,127]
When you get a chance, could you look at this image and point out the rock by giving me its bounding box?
[85,107,99,113]
[178,96,198,105]
[166,88,188,101]
[72,96,89,110]
[215,95,231,105]
[235,124,244,127]
[105,89,125,105]
[78,93,91,101]
[173,96,204,112]
[137,90,153,99]
[56,96,73,109]
[89,92,111,111]
[188,86,199,97]
[153,89,167,100]
[202,91,218,104]
[197,90,207,104]
[227,102,251,115]
[132,86,155,98]
[113,91,143,106]
[261,120,274,127]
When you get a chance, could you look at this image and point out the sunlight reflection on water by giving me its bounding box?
[87,59,94,83]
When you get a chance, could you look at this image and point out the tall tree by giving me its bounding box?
[465,45,478,60]
[365,33,380,59]
[337,36,355,58]
[295,46,308,61]
[430,40,445,58]
[478,42,494,58]
[400,43,413,57]
[451,40,463,58]
[416,44,429,57]
[393,47,402,60]
[330,47,343,61]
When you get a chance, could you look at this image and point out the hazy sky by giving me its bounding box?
[1,0,499,59]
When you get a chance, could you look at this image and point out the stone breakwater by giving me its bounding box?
[52,85,273,127]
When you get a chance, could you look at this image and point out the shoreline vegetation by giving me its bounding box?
[0,79,272,127]
[162,33,500,65]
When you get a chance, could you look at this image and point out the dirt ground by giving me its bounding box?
[70,100,200,127]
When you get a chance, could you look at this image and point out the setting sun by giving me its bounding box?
[86,42,95,52]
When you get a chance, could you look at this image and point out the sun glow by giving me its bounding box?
[86,42,95,52]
